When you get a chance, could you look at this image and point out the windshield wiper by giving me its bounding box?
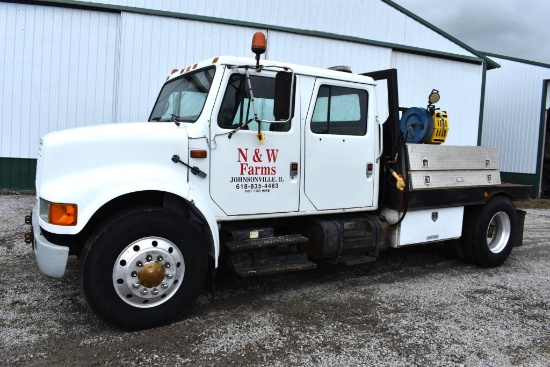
[171,114,182,126]
[150,116,162,121]
[228,117,258,139]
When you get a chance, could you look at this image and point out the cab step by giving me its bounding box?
[235,255,317,277]
[225,234,309,251]
[221,226,314,277]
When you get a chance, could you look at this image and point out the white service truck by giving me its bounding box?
[27,33,529,329]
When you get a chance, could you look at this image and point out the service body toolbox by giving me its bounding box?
[406,144,500,190]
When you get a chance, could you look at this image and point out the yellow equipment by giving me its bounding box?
[427,110,449,144]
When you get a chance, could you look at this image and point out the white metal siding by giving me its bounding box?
[482,57,550,174]
[1,1,485,162]
[267,31,392,120]
[0,3,119,159]
[116,12,267,122]
[391,52,483,146]
[267,31,391,72]
[84,0,475,57]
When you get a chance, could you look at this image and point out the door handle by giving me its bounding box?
[367,162,373,177]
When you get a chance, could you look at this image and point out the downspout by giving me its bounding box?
[536,80,550,197]
[477,61,488,146]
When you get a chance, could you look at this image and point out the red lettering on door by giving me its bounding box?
[266,149,279,163]
[237,148,248,163]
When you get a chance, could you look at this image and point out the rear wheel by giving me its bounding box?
[461,196,517,268]
[80,207,207,330]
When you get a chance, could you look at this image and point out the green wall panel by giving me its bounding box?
[0,158,37,191]
[501,172,539,198]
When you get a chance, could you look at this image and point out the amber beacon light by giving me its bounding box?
[251,32,266,68]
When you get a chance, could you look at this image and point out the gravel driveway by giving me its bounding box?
[1,192,549,366]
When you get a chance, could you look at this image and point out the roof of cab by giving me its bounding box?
[166,56,375,85]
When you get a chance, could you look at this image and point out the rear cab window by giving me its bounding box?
[311,85,368,136]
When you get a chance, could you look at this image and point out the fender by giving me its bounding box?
[39,169,221,266]
[36,122,222,266]
[37,122,190,234]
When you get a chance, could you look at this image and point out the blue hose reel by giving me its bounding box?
[400,107,434,144]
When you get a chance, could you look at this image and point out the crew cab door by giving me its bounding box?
[304,79,376,210]
[209,69,301,215]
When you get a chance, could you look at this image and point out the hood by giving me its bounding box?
[37,122,189,200]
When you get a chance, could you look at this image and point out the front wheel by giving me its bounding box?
[80,207,207,330]
[461,196,518,268]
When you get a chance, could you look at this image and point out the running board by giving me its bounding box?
[235,255,317,277]
[221,226,314,277]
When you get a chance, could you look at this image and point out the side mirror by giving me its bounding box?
[273,71,293,121]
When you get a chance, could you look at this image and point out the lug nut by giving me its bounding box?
[166,272,173,279]
[131,271,137,277]
[164,262,170,268]
[157,255,163,261]
[140,288,148,295]
[146,255,152,262]
[136,261,143,267]
[151,288,159,295]
[132,282,140,289]
[161,282,168,289]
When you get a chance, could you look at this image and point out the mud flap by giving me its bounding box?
[515,210,526,247]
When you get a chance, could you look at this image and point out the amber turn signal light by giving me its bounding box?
[190,150,208,158]
[49,203,78,226]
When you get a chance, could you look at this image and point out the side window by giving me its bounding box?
[311,85,368,136]
[217,74,290,132]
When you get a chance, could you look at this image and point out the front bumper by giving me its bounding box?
[32,204,69,277]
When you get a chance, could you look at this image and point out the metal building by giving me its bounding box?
[0,0,497,190]
[481,53,550,197]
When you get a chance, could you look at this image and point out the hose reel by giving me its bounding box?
[400,89,449,145]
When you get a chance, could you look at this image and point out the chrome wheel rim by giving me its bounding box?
[113,237,185,308]
[486,211,511,254]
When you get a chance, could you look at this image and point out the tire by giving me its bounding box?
[80,207,207,330]
[461,196,517,268]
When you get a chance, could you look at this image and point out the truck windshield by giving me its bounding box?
[149,67,215,122]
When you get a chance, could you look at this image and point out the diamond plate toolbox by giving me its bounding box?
[406,144,501,190]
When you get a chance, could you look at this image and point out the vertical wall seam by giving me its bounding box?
[536,80,549,196]
[112,11,122,123]
[477,61,487,146]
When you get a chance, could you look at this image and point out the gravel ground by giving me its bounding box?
[1,192,549,366]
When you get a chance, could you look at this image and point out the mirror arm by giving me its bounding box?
[287,72,294,122]
[243,67,262,125]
